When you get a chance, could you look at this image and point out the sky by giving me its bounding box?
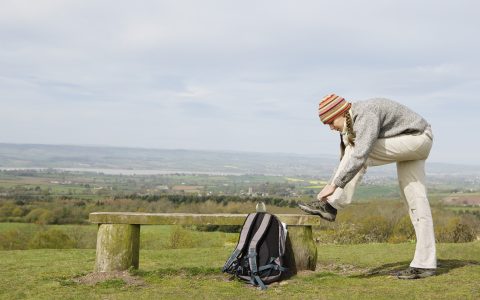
[1,0,479,164]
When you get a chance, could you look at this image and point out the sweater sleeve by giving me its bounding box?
[333,111,381,188]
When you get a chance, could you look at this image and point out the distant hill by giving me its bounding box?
[0,143,338,177]
[0,143,478,177]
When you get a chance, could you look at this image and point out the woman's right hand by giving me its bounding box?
[317,184,337,201]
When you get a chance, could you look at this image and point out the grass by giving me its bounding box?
[0,222,35,231]
[299,184,403,202]
[0,241,478,299]
[0,223,239,250]
[444,206,480,213]
[304,185,323,189]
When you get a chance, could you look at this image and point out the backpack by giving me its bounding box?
[222,212,288,290]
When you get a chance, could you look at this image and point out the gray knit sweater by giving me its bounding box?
[333,98,429,188]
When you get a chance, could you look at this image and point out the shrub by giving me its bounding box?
[0,228,35,250]
[0,203,16,217]
[194,225,241,233]
[168,226,193,249]
[331,223,363,244]
[388,215,415,243]
[11,206,27,217]
[28,228,75,249]
[25,208,56,224]
[451,222,476,242]
[63,226,97,248]
[315,216,394,244]
[436,218,477,243]
[314,223,363,244]
[357,216,392,243]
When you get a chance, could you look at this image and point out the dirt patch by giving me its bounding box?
[316,263,370,276]
[288,264,369,278]
[73,271,145,286]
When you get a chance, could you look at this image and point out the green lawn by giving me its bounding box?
[0,242,478,299]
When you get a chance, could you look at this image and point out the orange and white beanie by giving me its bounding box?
[318,93,351,124]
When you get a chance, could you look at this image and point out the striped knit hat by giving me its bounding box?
[318,93,351,124]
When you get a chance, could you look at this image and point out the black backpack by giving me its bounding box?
[222,212,288,290]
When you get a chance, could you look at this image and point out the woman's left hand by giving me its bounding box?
[317,184,337,200]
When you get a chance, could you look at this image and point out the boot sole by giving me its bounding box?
[298,203,336,222]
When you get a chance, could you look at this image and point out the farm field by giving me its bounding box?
[0,241,478,299]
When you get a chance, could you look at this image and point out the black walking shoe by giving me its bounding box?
[298,201,337,222]
[396,267,436,279]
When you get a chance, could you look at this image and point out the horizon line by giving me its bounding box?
[0,141,478,167]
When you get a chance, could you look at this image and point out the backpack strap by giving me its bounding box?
[277,219,287,257]
[247,213,272,290]
[258,257,288,272]
[222,213,258,273]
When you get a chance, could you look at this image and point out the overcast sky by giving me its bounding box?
[1,0,479,164]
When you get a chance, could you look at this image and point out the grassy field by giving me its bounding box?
[0,223,239,250]
[444,206,480,213]
[0,240,478,299]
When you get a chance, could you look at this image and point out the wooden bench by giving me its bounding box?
[89,212,321,273]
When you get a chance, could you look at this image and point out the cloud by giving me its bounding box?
[0,0,479,163]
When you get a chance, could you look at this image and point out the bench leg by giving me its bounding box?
[95,224,140,272]
[286,225,317,272]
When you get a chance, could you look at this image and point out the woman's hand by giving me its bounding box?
[317,184,337,201]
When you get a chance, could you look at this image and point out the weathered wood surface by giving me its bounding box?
[95,224,140,272]
[89,212,323,226]
[285,226,317,272]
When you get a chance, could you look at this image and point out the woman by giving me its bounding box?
[298,93,436,279]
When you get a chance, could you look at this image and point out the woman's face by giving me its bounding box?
[328,115,345,132]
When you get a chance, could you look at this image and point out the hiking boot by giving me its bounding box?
[298,201,337,222]
[396,267,436,279]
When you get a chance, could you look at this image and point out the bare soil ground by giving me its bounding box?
[73,271,145,286]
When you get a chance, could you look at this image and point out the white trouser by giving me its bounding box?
[327,128,436,269]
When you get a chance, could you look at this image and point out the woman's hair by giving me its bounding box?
[339,111,355,160]
[345,111,355,146]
